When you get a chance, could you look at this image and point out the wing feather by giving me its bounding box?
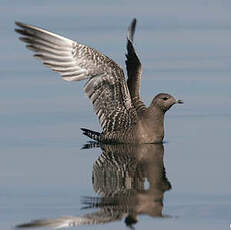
[15,21,137,132]
[126,19,143,103]
[16,210,124,229]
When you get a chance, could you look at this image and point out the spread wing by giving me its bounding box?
[15,22,137,132]
[126,19,143,104]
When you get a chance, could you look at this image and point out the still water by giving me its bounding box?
[1,0,231,229]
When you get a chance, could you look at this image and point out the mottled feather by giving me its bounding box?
[15,21,137,132]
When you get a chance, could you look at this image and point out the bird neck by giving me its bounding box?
[146,103,165,122]
[143,104,165,141]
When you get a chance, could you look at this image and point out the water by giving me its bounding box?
[1,0,231,229]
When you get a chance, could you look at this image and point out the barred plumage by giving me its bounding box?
[81,128,101,142]
[15,19,183,144]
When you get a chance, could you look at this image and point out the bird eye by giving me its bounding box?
[162,97,168,101]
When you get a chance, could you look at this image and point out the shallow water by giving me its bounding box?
[1,0,231,229]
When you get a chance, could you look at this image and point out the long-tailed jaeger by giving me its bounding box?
[15,19,183,144]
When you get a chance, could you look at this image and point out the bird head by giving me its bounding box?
[151,93,183,112]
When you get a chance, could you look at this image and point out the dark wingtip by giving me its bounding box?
[15,221,40,228]
[81,128,88,133]
[14,28,24,35]
[15,21,26,28]
[127,18,137,42]
[131,18,137,26]
[15,21,21,26]
[132,18,137,26]
[15,223,31,228]
[81,141,100,149]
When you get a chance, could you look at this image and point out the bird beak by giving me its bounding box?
[176,99,184,104]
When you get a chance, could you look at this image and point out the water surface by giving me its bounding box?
[1,1,231,229]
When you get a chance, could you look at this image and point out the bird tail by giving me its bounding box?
[81,128,101,142]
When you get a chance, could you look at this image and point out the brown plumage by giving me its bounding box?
[15,19,183,143]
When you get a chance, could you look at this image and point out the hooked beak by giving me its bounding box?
[176,99,184,104]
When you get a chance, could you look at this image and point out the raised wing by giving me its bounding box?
[126,19,143,106]
[15,22,137,132]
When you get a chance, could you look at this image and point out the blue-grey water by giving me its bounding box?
[1,0,231,229]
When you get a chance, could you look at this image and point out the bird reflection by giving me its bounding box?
[17,143,171,229]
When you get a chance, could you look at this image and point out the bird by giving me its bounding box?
[15,19,183,144]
